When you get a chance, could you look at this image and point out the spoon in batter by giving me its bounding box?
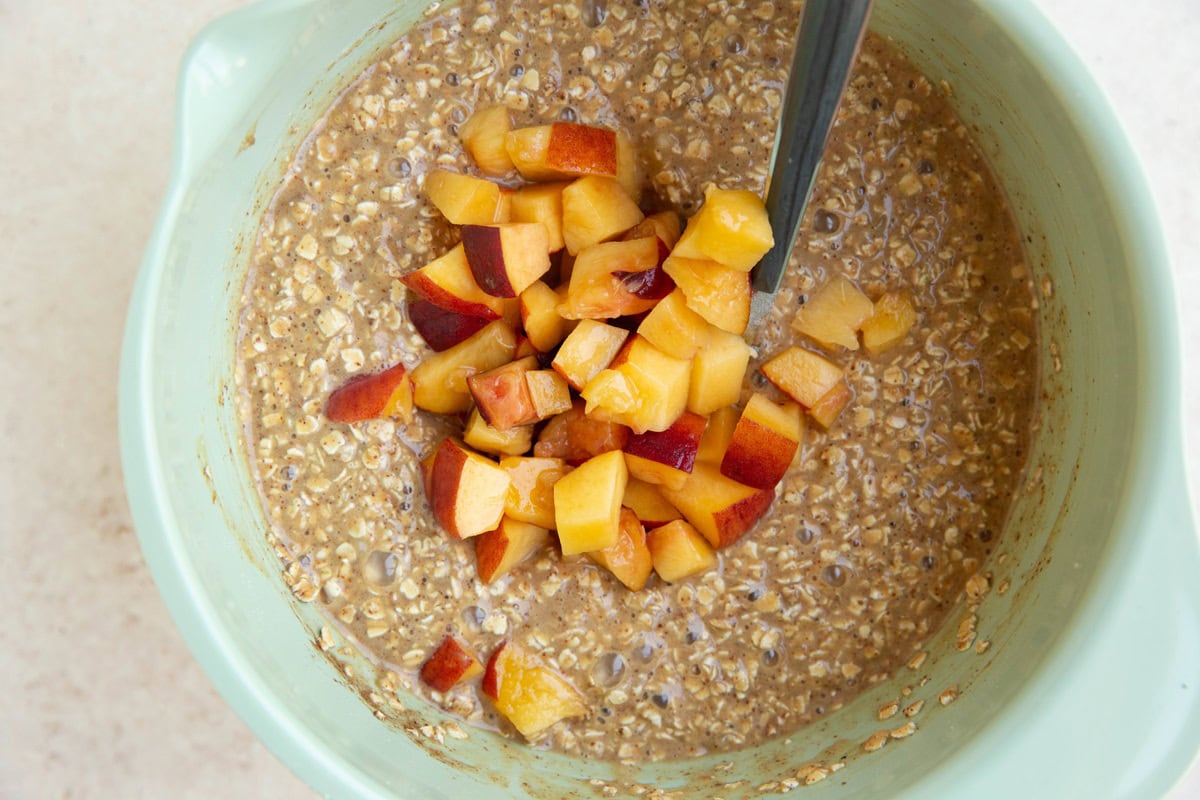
[747,0,874,332]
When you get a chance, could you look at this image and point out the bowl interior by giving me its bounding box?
[122,0,1160,797]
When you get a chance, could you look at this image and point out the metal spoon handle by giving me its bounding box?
[749,0,873,327]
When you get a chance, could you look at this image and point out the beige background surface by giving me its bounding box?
[0,1,1196,798]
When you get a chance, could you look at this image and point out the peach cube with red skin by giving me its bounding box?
[659,462,774,549]
[646,519,718,582]
[420,636,484,692]
[551,319,629,391]
[400,244,510,322]
[623,411,707,491]
[474,517,551,583]
[561,175,644,255]
[860,291,918,354]
[720,393,805,489]
[760,346,846,409]
[589,507,654,591]
[410,320,517,414]
[458,105,515,177]
[461,222,551,298]
[511,181,570,253]
[505,125,569,181]
[559,237,663,320]
[663,256,751,335]
[407,297,491,352]
[505,123,638,196]
[482,641,587,738]
[669,188,774,271]
[506,123,615,180]
[500,456,570,529]
[425,438,512,539]
[463,408,534,457]
[581,335,692,434]
[548,122,618,175]
[325,362,413,424]
[424,169,510,225]
[687,324,752,416]
[467,355,539,431]
[792,274,875,350]
[533,400,630,465]
[622,479,683,527]
[553,449,628,555]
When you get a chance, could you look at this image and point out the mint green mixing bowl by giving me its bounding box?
[119,1,1200,797]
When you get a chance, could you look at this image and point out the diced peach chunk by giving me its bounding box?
[792,274,874,350]
[614,131,640,199]
[581,336,691,434]
[482,641,587,738]
[496,188,514,226]
[524,369,573,419]
[458,105,515,177]
[325,362,413,424]
[622,479,683,527]
[400,244,509,321]
[424,169,509,225]
[720,393,804,489]
[696,405,740,465]
[420,636,484,692]
[467,356,539,431]
[408,297,491,352]
[519,281,572,352]
[511,181,569,253]
[559,237,663,319]
[553,449,629,555]
[513,333,539,360]
[461,223,551,298]
[636,288,710,360]
[475,517,551,583]
[547,122,618,176]
[506,122,623,182]
[463,408,534,457]
[551,319,629,391]
[505,123,615,180]
[589,507,653,591]
[622,411,707,491]
[504,125,558,181]
[687,324,752,415]
[669,188,774,271]
[425,438,511,539]
[658,462,773,549]
[860,291,918,354]
[533,399,630,465]
[500,456,570,529]
[807,379,853,429]
[646,520,717,582]
[561,176,644,255]
[663,256,751,335]
[623,210,682,251]
[760,346,845,409]
[410,320,517,414]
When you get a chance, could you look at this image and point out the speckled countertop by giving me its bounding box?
[1,1,1196,797]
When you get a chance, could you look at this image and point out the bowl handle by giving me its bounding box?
[172,0,319,177]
